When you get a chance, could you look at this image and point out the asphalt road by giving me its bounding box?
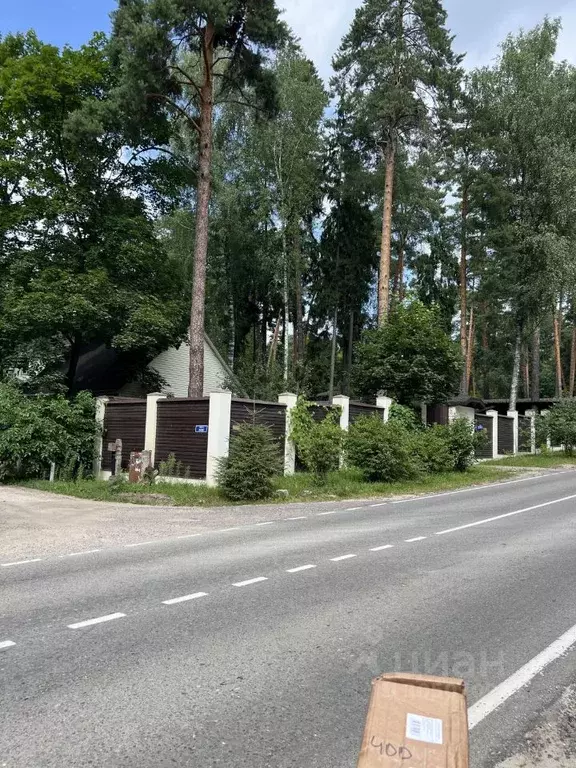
[1,472,576,767]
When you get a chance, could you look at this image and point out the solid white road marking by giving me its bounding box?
[370,545,394,552]
[177,533,203,539]
[124,541,155,548]
[286,565,316,573]
[1,558,43,567]
[318,510,339,516]
[255,521,274,526]
[346,507,362,512]
[0,641,16,650]
[286,516,307,520]
[392,472,566,505]
[370,502,388,508]
[217,527,241,532]
[405,536,427,543]
[59,550,101,558]
[163,592,208,605]
[468,622,576,729]
[330,554,357,562]
[232,577,268,587]
[435,492,576,536]
[68,613,126,629]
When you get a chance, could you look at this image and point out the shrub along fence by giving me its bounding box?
[94,392,390,486]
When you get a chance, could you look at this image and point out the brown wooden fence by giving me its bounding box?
[155,398,210,479]
[349,401,384,423]
[498,415,515,454]
[230,399,287,447]
[102,398,146,471]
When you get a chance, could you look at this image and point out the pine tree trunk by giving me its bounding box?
[268,319,280,370]
[227,294,235,369]
[188,22,214,397]
[465,306,474,394]
[392,238,404,303]
[554,312,563,397]
[509,331,521,412]
[378,141,395,326]
[569,325,576,397]
[459,188,468,396]
[531,326,540,400]
[482,318,490,399]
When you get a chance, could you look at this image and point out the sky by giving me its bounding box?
[3,0,576,80]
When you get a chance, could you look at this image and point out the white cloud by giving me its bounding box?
[280,0,576,82]
[280,0,360,82]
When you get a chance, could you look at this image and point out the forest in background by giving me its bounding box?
[3,1,576,408]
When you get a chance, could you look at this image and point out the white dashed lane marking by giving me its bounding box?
[68,613,126,629]
[177,533,203,540]
[163,592,208,605]
[370,545,394,552]
[0,641,16,650]
[124,541,155,548]
[317,511,339,516]
[286,565,316,573]
[255,522,274,526]
[405,536,427,543]
[286,516,307,520]
[232,577,268,587]
[330,554,357,562]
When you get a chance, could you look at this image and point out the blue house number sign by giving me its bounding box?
[195,425,209,434]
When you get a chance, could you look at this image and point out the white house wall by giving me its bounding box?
[148,340,227,396]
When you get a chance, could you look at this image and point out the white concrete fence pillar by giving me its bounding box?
[377,396,394,423]
[333,395,350,469]
[145,393,167,467]
[206,391,232,487]
[93,396,109,479]
[507,410,519,455]
[486,410,499,459]
[332,395,350,431]
[278,393,297,476]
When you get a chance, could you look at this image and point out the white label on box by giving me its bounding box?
[406,713,443,744]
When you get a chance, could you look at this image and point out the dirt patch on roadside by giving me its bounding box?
[495,686,576,768]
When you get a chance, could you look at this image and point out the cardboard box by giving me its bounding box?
[357,673,469,768]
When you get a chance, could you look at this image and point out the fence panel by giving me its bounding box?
[427,404,449,426]
[498,415,514,455]
[474,414,494,459]
[518,415,532,452]
[102,399,146,471]
[230,399,287,447]
[155,398,210,479]
[349,402,384,424]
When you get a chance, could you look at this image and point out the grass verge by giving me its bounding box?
[22,465,515,507]
[487,453,576,468]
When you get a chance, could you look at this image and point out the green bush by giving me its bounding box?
[345,416,420,482]
[388,403,421,432]
[290,397,343,483]
[445,418,477,472]
[0,383,97,481]
[544,400,576,454]
[217,423,282,501]
[412,425,455,474]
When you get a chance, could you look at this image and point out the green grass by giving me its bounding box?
[22,465,514,507]
[487,452,576,468]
